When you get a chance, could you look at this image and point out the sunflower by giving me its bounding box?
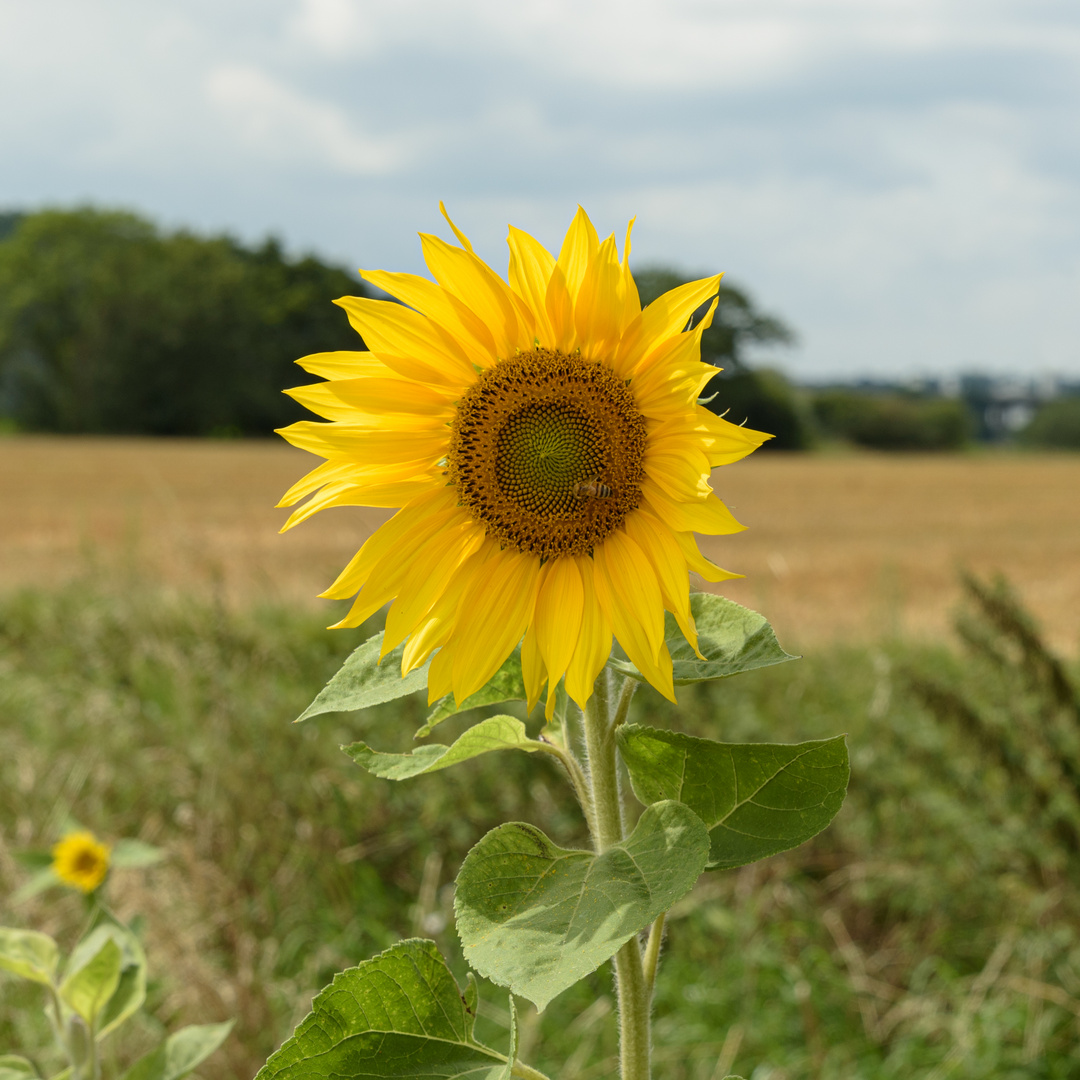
[278,206,769,712]
[52,830,110,893]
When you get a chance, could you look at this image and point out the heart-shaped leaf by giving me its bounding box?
[344,715,542,780]
[417,648,527,739]
[608,593,797,686]
[297,632,429,721]
[617,725,849,870]
[254,939,514,1080]
[454,801,709,1011]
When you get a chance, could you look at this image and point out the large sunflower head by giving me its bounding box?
[278,206,770,712]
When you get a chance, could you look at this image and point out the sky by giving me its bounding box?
[2,0,1079,380]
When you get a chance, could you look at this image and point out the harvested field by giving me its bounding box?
[1,435,1078,650]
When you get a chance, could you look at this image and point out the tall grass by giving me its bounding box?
[2,577,1079,1078]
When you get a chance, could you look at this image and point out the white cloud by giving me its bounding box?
[204,64,406,175]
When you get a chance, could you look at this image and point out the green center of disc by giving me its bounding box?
[495,403,606,516]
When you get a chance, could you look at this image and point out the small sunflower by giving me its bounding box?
[278,206,769,711]
[52,830,110,893]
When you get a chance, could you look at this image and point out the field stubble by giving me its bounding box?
[2,435,1078,650]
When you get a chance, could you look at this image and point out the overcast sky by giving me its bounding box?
[2,0,1078,379]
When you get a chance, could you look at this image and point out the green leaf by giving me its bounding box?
[59,932,122,1024]
[617,726,849,871]
[110,839,165,869]
[254,939,511,1080]
[120,1021,232,1080]
[608,593,797,685]
[0,1055,38,1080]
[297,632,429,722]
[0,927,59,985]
[417,648,527,739]
[454,801,709,1011]
[11,849,53,871]
[344,715,543,780]
[95,923,147,1039]
[8,868,61,905]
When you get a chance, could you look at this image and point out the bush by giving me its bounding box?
[813,390,971,450]
[1020,395,1080,449]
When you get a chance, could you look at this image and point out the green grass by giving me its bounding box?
[2,577,1079,1079]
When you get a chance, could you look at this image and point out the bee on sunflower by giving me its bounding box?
[278,206,769,713]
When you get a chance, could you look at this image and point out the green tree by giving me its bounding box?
[0,208,369,435]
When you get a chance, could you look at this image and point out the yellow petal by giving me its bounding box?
[427,640,456,704]
[382,521,486,654]
[421,233,533,358]
[320,377,458,417]
[644,445,713,504]
[593,530,666,664]
[620,217,641,330]
[574,234,623,360]
[545,264,574,352]
[321,487,458,600]
[624,509,701,658]
[439,201,475,253]
[361,268,497,368]
[614,276,722,378]
[521,623,547,714]
[556,206,600,306]
[564,556,612,711]
[276,422,447,465]
[295,351,394,379]
[278,458,360,507]
[451,549,541,703]
[642,481,746,536]
[334,296,475,386]
[633,358,718,418]
[534,556,584,688]
[284,383,365,423]
[401,539,496,674]
[694,410,773,465]
[675,531,742,583]
[506,225,557,346]
[281,476,440,530]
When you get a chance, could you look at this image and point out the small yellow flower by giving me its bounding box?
[52,831,110,893]
[279,205,770,711]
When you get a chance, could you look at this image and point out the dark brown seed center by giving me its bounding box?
[447,348,646,559]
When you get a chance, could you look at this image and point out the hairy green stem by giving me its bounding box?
[536,740,596,838]
[584,671,652,1080]
[511,1061,554,1080]
[642,912,666,997]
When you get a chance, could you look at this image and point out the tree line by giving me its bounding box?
[0,207,800,441]
[14,206,1067,451]
[0,208,367,436]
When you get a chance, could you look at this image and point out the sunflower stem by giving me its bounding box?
[538,741,596,837]
[642,911,666,997]
[584,670,652,1080]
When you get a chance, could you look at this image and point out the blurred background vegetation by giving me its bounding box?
[3,206,1078,451]
[3,575,1080,1079]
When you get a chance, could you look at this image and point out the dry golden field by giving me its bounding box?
[2,435,1078,650]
